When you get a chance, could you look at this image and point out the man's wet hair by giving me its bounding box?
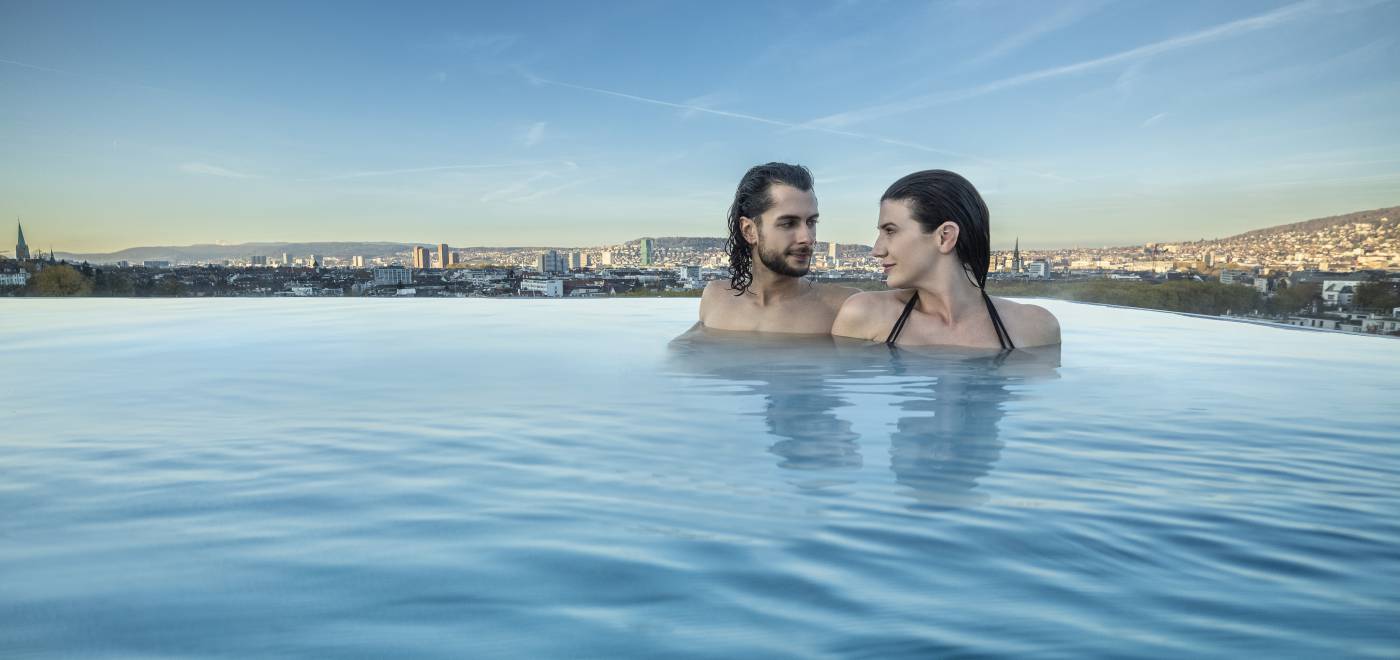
[881,169,992,289]
[726,162,814,295]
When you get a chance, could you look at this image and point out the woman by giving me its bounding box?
[832,170,1060,349]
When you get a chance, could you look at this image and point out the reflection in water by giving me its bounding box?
[668,327,1060,506]
[668,329,863,489]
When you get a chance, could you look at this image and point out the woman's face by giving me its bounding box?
[873,199,943,289]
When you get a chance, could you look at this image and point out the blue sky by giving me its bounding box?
[2,0,1398,253]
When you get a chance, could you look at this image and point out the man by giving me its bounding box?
[699,162,858,333]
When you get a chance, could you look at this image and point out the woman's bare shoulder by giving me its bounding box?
[833,289,906,339]
[990,297,1061,347]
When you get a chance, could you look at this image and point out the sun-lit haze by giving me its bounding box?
[2,0,1398,254]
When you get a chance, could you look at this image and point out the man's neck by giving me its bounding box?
[746,265,807,305]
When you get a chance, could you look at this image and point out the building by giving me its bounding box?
[15,222,30,260]
[0,270,29,286]
[308,254,321,268]
[437,243,449,269]
[640,238,655,266]
[536,250,566,273]
[281,252,291,267]
[1322,282,1357,306]
[250,255,267,266]
[520,277,564,297]
[828,242,838,260]
[1027,260,1050,278]
[143,260,171,269]
[413,246,430,269]
[1220,269,1249,285]
[373,267,413,286]
[568,251,587,269]
[1012,237,1022,273]
[448,252,461,266]
[599,251,615,266]
[351,255,366,268]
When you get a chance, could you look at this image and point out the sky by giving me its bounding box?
[2,0,1398,254]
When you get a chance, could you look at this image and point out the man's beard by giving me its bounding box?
[757,243,811,278]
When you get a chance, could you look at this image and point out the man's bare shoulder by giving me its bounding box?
[990,297,1061,347]
[700,280,739,322]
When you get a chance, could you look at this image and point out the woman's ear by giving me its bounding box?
[741,216,759,246]
[936,221,959,254]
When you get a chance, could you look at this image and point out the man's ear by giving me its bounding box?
[741,216,760,246]
[936,221,959,254]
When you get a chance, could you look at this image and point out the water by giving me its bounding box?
[2,298,1398,658]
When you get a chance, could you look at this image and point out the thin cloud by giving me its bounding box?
[963,1,1106,69]
[180,162,259,179]
[524,121,547,147]
[807,0,1356,129]
[480,171,555,203]
[524,74,1033,173]
[528,75,796,128]
[510,177,595,203]
[1141,112,1169,128]
[0,57,180,94]
[310,161,551,181]
[438,33,519,53]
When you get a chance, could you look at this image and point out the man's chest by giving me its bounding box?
[707,299,835,333]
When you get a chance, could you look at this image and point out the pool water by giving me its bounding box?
[2,298,1397,657]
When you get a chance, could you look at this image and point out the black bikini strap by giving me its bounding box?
[886,291,919,346]
[981,289,1014,351]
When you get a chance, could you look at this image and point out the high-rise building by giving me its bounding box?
[535,250,565,274]
[309,254,321,268]
[352,255,366,268]
[438,243,449,269]
[568,251,585,269]
[282,252,291,267]
[250,255,267,266]
[827,242,838,259]
[15,221,30,261]
[600,251,615,266]
[448,252,461,266]
[413,246,430,269]
[640,238,654,266]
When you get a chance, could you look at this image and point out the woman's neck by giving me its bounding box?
[910,265,984,325]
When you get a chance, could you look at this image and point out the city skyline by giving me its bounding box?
[3,1,1399,253]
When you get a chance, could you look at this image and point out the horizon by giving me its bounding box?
[26,202,1399,260]
[4,1,1399,254]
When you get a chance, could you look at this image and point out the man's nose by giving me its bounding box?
[796,224,814,245]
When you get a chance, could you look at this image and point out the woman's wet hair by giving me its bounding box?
[881,169,992,288]
[726,162,814,295]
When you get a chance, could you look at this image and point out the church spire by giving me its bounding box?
[15,219,30,261]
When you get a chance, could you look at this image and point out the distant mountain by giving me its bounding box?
[629,236,727,251]
[1225,206,1400,240]
[54,242,422,264]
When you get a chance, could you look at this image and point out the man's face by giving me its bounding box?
[747,184,818,278]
